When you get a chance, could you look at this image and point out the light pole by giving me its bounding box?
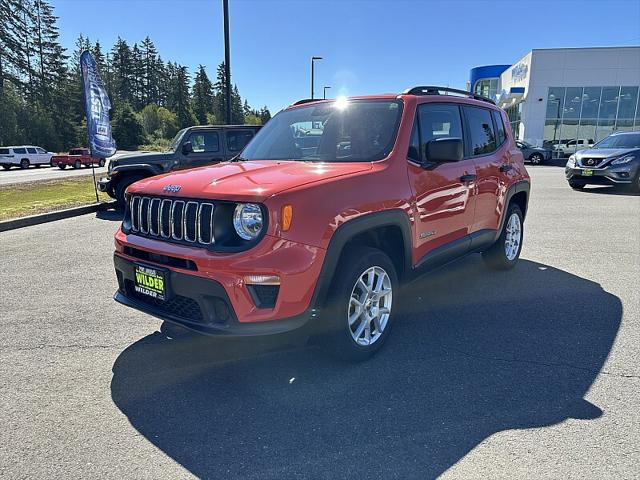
[323,86,331,99]
[310,56,322,99]
[223,0,232,124]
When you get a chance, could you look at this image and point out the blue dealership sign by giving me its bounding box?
[80,50,116,158]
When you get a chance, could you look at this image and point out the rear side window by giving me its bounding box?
[13,147,26,154]
[27,147,37,154]
[492,110,506,146]
[465,106,497,155]
[226,130,255,152]
[0,149,9,155]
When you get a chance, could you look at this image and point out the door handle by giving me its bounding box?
[499,164,513,173]
[460,173,477,183]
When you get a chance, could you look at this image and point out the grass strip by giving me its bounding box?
[0,176,110,221]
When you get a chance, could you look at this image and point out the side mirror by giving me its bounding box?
[182,141,193,155]
[425,138,463,163]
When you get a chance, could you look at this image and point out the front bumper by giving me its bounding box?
[565,163,639,185]
[97,177,114,196]
[114,253,318,336]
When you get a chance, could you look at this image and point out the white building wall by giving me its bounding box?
[499,47,640,146]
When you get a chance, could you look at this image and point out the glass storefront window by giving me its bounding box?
[599,87,620,123]
[474,78,499,100]
[563,87,583,120]
[543,85,640,156]
[546,87,565,119]
[580,87,601,118]
[617,86,639,120]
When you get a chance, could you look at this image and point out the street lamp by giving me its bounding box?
[323,86,331,99]
[310,56,322,99]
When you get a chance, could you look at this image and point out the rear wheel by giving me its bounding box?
[58,164,66,169]
[482,204,523,270]
[322,247,398,361]
[2,165,11,170]
[73,160,81,169]
[20,159,29,169]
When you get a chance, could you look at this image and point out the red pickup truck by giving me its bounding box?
[51,148,106,169]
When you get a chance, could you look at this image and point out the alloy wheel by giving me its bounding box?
[347,266,393,346]
[504,213,522,261]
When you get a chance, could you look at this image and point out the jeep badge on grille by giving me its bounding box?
[163,184,181,193]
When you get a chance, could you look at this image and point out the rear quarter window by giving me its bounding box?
[491,110,506,145]
[0,148,10,155]
[13,148,26,154]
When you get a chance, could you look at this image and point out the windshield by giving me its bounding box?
[240,99,403,162]
[593,132,640,149]
[169,128,187,152]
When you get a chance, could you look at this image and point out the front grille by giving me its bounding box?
[129,195,215,245]
[579,157,604,168]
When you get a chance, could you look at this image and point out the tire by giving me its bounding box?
[73,160,81,169]
[115,175,145,208]
[321,246,398,361]
[569,181,585,190]
[2,165,11,170]
[98,158,105,167]
[629,173,640,194]
[529,153,544,165]
[49,160,54,167]
[58,164,66,169]
[482,203,524,270]
[35,164,41,168]
[20,159,29,169]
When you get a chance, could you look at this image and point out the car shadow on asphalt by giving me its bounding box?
[95,209,123,221]
[575,186,639,196]
[110,256,621,479]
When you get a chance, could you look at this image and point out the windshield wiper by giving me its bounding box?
[229,155,247,162]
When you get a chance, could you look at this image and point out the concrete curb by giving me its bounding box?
[0,201,118,232]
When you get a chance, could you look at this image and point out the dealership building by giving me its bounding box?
[469,47,640,155]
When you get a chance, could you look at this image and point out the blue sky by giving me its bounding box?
[54,0,640,114]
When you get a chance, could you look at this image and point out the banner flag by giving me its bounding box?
[80,50,117,158]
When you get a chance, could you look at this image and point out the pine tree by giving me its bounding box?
[140,36,158,105]
[191,65,213,125]
[110,37,133,106]
[166,63,195,129]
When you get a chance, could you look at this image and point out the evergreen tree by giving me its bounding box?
[166,63,195,129]
[140,36,158,105]
[110,37,133,106]
[112,102,144,149]
[191,65,213,125]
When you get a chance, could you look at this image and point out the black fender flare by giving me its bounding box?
[498,180,530,235]
[309,209,413,310]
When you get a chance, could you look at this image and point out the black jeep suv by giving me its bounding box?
[565,131,640,192]
[98,125,261,205]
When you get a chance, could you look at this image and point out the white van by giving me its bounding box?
[0,146,54,170]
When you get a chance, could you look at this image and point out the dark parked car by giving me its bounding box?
[98,125,262,205]
[565,131,640,192]
[516,141,552,165]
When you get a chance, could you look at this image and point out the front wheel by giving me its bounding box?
[2,165,11,170]
[482,204,524,270]
[115,175,145,208]
[529,153,544,165]
[98,158,105,167]
[322,247,398,361]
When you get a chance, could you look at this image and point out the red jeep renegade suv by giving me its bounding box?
[113,86,530,359]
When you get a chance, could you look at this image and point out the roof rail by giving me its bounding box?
[402,86,495,105]
[291,98,323,106]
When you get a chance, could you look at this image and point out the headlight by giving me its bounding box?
[566,155,576,168]
[611,154,636,165]
[233,203,264,240]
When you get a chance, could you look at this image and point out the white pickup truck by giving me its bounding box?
[0,145,54,170]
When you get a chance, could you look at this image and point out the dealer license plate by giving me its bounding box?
[134,265,167,301]
[582,169,593,176]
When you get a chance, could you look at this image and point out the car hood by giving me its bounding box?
[114,151,173,164]
[127,160,373,201]
[575,148,637,159]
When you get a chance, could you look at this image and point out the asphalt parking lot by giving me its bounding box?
[1,166,638,479]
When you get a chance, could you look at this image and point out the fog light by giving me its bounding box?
[619,172,629,178]
[244,275,280,285]
[212,299,230,323]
